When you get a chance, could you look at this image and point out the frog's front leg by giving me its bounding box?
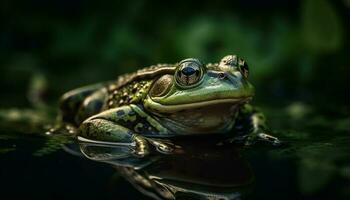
[78,105,173,155]
[234,104,282,146]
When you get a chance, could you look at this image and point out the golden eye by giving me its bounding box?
[175,59,204,87]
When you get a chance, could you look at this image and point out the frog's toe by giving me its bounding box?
[257,133,283,146]
[132,134,150,156]
[222,132,284,147]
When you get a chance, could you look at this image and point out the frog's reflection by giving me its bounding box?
[78,136,254,200]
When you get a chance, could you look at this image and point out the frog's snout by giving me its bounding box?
[208,71,230,80]
[219,72,238,86]
[226,73,241,85]
[216,72,242,89]
[207,71,241,88]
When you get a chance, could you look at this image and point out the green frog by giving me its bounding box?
[59,55,281,151]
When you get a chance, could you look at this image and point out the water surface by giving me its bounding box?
[0,103,349,200]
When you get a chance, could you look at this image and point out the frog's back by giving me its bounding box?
[60,64,176,125]
[106,64,176,107]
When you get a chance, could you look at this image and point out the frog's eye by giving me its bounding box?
[149,74,173,97]
[238,59,249,78]
[175,59,204,87]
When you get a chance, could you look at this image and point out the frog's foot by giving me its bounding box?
[141,137,182,154]
[243,132,283,146]
[220,132,282,147]
[255,133,282,146]
[127,135,182,156]
[132,134,150,156]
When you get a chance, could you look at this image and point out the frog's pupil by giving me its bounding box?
[182,67,196,76]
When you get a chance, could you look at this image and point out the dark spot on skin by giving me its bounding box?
[122,95,128,100]
[117,110,125,116]
[127,130,134,135]
[84,123,91,137]
[135,126,142,132]
[105,131,112,136]
[128,110,136,115]
[92,100,103,110]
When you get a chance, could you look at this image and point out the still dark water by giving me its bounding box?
[0,103,349,200]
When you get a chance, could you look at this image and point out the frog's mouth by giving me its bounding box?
[144,96,251,114]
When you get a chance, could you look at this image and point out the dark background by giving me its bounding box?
[1,0,349,108]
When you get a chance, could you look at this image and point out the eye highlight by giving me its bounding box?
[175,58,204,87]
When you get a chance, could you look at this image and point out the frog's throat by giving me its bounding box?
[143,96,251,114]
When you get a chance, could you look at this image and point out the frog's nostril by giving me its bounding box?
[218,72,226,79]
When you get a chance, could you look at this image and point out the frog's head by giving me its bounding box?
[144,55,254,114]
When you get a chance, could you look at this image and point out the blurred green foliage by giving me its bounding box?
[0,0,348,108]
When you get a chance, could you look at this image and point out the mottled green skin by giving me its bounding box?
[59,55,280,148]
